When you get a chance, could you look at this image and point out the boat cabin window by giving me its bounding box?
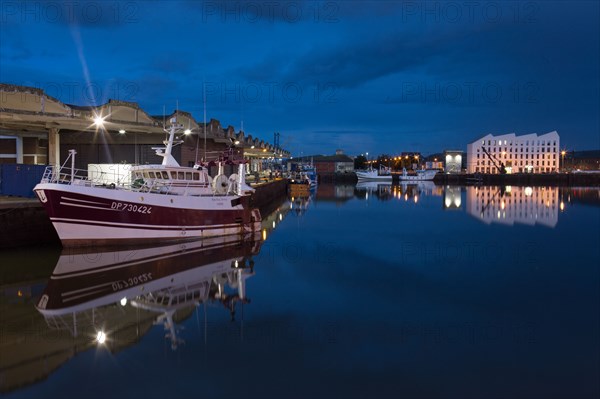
[170,171,177,179]
[148,172,156,179]
[193,173,200,181]
[186,172,192,180]
[143,172,150,178]
[161,171,169,179]
[178,171,185,180]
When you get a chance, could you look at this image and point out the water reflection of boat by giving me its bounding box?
[355,181,392,191]
[354,181,393,201]
[399,180,436,192]
[290,194,311,216]
[36,234,261,349]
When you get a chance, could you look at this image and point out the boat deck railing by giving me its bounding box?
[40,165,241,196]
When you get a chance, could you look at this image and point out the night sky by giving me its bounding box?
[1,1,598,156]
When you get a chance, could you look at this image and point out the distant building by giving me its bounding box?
[444,150,463,173]
[293,150,354,175]
[0,83,288,169]
[567,150,600,171]
[400,152,422,170]
[467,131,560,174]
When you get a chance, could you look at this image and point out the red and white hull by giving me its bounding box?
[33,182,261,247]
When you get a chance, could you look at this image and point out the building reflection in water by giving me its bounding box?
[466,186,559,227]
[443,186,463,210]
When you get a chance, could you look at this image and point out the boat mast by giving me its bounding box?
[203,82,207,162]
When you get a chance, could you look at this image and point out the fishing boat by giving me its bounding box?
[288,171,311,197]
[398,167,438,181]
[355,165,392,181]
[33,118,261,247]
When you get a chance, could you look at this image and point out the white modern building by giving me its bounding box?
[467,131,560,174]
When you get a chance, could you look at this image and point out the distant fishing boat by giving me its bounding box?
[288,171,311,197]
[398,167,438,181]
[33,118,261,247]
[356,165,392,181]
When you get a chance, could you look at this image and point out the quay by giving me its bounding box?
[432,172,600,186]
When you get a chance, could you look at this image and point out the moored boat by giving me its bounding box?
[398,167,438,181]
[33,118,261,247]
[288,171,311,197]
[355,165,392,181]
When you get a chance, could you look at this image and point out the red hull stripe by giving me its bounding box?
[50,217,242,231]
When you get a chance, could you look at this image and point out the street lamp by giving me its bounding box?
[561,150,566,172]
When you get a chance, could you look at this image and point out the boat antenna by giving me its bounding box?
[203,81,207,161]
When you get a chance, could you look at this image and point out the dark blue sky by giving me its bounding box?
[1,1,598,156]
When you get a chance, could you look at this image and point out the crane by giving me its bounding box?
[481,147,507,174]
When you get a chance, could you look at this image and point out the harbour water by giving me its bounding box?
[1,184,599,398]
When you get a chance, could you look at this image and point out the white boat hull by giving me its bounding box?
[34,182,261,247]
[398,170,438,181]
[355,171,393,181]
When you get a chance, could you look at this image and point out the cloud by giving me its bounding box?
[0,1,141,28]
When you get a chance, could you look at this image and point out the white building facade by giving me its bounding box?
[467,131,560,174]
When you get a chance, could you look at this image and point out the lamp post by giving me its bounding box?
[561,150,566,172]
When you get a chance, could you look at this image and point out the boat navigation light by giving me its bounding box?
[96,330,107,344]
[119,129,126,134]
[120,297,127,306]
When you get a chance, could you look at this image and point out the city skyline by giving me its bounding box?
[1,1,598,156]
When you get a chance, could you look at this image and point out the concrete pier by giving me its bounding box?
[433,172,600,186]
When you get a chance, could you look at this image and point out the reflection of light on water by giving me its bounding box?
[525,187,533,196]
[414,195,418,203]
[454,197,461,208]
[262,229,267,241]
[445,197,452,208]
[560,201,565,211]
[96,331,106,344]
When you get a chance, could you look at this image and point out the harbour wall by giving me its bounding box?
[434,172,600,186]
